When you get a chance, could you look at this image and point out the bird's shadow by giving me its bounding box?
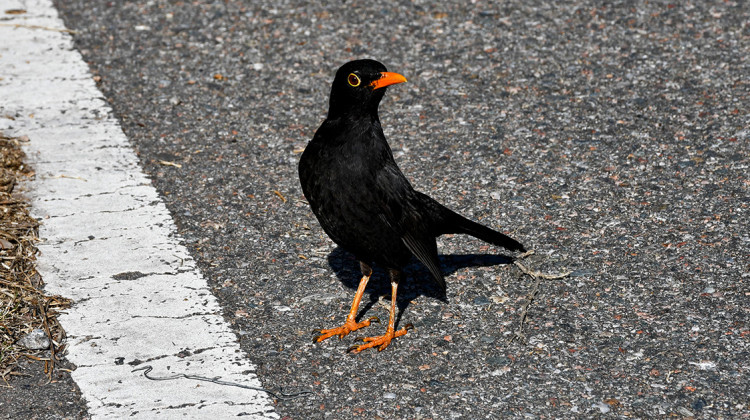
[326,246,514,328]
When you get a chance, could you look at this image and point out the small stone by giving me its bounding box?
[692,398,707,411]
[569,269,595,277]
[593,401,610,414]
[487,356,511,367]
[473,296,491,306]
[383,392,396,399]
[299,293,342,304]
[676,407,694,417]
[689,360,716,370]
[17,329,50,350]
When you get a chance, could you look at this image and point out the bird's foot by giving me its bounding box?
[313,316,379,343]
[347,324,413,353]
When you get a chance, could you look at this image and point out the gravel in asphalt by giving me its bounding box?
[49,0,749,418]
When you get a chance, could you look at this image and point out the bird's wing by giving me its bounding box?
[375,161,446,291]
[400,229,446,291]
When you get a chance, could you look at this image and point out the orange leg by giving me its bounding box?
[314,271,379,343]
[348,278,413,353]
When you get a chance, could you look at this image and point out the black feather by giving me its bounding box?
[299,59,524,292]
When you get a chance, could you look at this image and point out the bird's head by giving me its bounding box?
[327,59,407,118]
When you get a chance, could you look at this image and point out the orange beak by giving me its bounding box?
[370,72,407,90]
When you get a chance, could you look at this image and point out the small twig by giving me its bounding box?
[272,190,287,203]
[132,365,313,400]
[158,160,182,168]
[37,300,56,384]
[0,23,78,34]
[510,250,571,344]
[51,174,87,181]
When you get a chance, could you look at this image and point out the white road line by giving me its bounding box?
[0,1,278,418]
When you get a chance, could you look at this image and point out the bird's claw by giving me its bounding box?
[312,316,379,343]
[346,323,414,353]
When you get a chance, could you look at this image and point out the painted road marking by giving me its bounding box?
[0,0,278,418]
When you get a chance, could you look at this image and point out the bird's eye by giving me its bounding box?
[347,73,361,87]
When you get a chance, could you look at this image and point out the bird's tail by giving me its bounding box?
[419,192,526,252]
[448,211,526,252]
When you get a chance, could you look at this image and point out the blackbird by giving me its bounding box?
[299,59,525,353]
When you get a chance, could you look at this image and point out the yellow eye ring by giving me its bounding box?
[347,73,361,87]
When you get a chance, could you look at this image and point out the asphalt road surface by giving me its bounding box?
[18,0,750,418]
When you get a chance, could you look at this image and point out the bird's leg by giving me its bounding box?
[348,269,413,353]
[314,262,379,343]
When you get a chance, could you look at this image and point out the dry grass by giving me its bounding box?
[0,132,71,386]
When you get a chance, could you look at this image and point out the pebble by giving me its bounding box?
[17,329,50,350]
[692,398,707,411]
[677,407,695,417]
[472,296,491,306]
[592,401,610,414]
